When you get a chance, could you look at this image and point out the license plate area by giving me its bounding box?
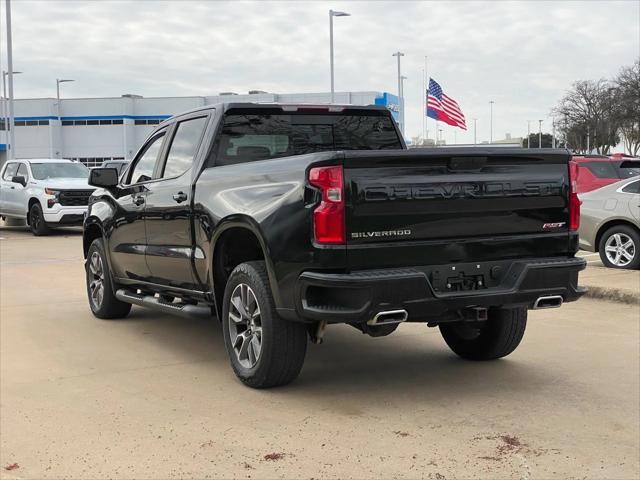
[428,262,508,293]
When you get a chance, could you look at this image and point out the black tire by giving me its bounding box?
[29,202,50,236]
[85,238,132,319]
[598,225,640,270]
[222,261,307,388]
[439,307,527,360]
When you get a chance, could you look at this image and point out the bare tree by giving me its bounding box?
[614,61,640,156]
[553,79,620,154]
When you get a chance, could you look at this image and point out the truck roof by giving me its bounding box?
[163,102,390,124]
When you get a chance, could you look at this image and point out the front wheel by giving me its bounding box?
[598,225,640,270]
[85,238,132,319]
[439,307,527,360]
[29,202,50,236]
[222,261,307,388]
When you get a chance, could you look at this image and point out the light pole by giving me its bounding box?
[527,120,531,148]
[538,119,543,149]
[329,9,350,103]
[5,0,16,159]
[392,51,405,136]
[2,70,22,155]
[489,100,494,144]
[56,79,74,159]
[551,119,556,148]
[473,118,477,145]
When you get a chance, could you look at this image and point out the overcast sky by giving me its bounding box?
[1,0,639,144]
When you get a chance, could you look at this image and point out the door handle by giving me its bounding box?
[133,195,145,206]
[172,192,188,203]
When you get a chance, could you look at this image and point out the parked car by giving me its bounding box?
[573,155,640,194]
[579,177,640,269]
[0,158,93,235]
[83,103,586,388]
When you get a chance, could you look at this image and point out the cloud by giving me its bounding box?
[3,0,638,143]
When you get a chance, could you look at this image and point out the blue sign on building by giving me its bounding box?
[374,92,400,121]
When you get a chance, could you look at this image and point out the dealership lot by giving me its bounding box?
[1,226,638,479]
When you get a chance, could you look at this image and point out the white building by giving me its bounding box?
[0,90,400,167]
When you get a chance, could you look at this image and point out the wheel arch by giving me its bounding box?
[83,219,104,259]
[595,219,640,252]
[26,197,41,225]
[210,216,279,319]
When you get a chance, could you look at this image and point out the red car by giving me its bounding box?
[573,155,640,194]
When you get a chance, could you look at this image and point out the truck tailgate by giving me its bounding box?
[344,148,574,269]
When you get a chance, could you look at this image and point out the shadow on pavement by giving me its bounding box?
[115,306,558,403]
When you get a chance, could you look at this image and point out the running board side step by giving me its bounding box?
[115,289,212,319]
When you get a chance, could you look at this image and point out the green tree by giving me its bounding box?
[521,133,559,148]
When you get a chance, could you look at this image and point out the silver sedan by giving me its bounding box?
[579,177,640,269]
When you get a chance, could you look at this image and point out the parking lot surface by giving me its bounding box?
[1,225,639,479]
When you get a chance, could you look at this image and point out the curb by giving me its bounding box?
[582,285,640,306]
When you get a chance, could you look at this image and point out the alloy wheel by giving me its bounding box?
[604,233,635,267]
[88,251,105,309]
[228,283,263,369]
[30,208,41,230]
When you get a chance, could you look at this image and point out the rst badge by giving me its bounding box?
[542,222,566,230]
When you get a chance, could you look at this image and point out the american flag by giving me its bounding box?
[426,78,467,130]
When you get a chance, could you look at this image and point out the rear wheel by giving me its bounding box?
[439,307,527,360]
[222,261,307,388]
[85,238,132,319]
[29,202,50,236]
[598,225,640,270]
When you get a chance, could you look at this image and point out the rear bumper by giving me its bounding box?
[295,256,587,324]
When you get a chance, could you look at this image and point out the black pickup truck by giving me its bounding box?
[84,103,585,388]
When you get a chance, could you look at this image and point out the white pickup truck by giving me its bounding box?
[0,158,94,235]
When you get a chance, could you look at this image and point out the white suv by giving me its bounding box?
[0,159,94,235]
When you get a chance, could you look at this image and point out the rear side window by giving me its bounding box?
[621,180,640,194]
[616,160,640,179]
[212,112,402,167]
[2,163,18,180]
[128,132,166,184]
[161,116,208,179]
[583,161,618,179]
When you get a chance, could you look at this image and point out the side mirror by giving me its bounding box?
[89,168,119,188]
[11,175,26,187]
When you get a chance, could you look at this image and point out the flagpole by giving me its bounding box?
[424,56,428,143]
[421,67,425,144]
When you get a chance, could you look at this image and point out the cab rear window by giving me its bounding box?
[211,111,402,166]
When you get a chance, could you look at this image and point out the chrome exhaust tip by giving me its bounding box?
[367,309,408,326]
[533,295,563,309]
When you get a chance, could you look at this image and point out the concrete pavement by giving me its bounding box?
[1,226,639,479]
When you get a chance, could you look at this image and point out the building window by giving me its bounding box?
[112,119,123,125]
[14,121,26,126]
[62,120,73,126]
[99,120,112,125]
[26,120,38,126]
[38,120,50,126]
[134,119,163,126]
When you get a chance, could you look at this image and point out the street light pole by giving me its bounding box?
[538,119,543,149]
[5,0,16,159]
[527,120,531,148]
[2,71,21,155]
[552,119,556,148]
[392,51,405,136]
[329,9,350,103]
[489,100,494,144]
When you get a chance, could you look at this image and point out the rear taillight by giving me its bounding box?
[308,165,345,244]
[569,160,581,231]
